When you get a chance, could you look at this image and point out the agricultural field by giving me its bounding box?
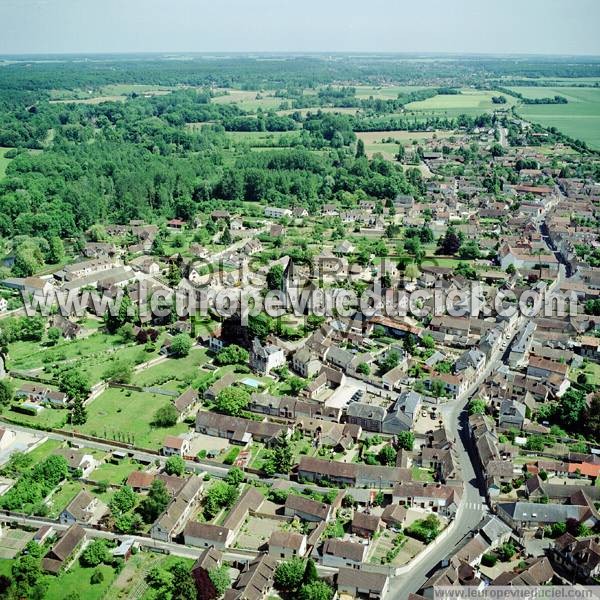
[225,130,303,147]
[212,89,283,110]
[512,86,600,149]
[277,106,360,116]
[405,89,517,117]
[354,85,429,99]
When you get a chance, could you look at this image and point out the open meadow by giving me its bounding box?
[356,130,454,158]
[405,89,517,117]
[512,86,600,149]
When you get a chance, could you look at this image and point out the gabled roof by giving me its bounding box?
[337,567,389,593]
[42,524,85,574]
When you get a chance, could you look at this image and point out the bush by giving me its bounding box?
[406,515,441,543]
[481,553,497,567]
[222,446,241,465]
[497,542,516,562]
[165,455,185,476]
[90,569,104,584]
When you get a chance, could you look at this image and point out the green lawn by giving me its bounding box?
[411,467,435,482]
[47,480,114,518]
[71,387,189,450]
[91,458,145,486]
[0,558,15,577]
[26,439,63,463]
[212,89,282,111]
[45,563,116,600]
[132,347,208,390]
[3,406,69,430]
[46,481,83,518]
[8,331,130,373]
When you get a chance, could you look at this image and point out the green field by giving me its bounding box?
[0,147,14,178]
[354,85,429,99]
[132,347,208,389]
[45,563,116,600]
[90,457,144,485]
[72,386,188,450]
[356,130,454,159]
[26,438,63,463]
[212,89,282,110]
[8,332,129,372]
[512,86,600,149]
[225,130,302,147]
[405,89,516,117]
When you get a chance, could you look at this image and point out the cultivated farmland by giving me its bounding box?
[512,86,600,149]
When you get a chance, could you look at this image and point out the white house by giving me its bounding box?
[268,530,307,559]
[264,207,292,219]
[250,338,286,375]
[162,436,191,457]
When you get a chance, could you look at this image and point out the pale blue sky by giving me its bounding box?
[1,0,598,56]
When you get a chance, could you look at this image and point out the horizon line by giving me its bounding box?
[2,50,600,60]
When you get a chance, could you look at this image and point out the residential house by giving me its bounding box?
[322,539,367,569]
[550,533,600,583]
[126,471,156,492]
[392,483,462,516]
[291,347,322,378]
[351,511,384,539]
[191,547,223,596]
[346,403,386,433]
[264,207,292,219]
[196,411,288,446]
[224,554,277,600]
[59,490,107,525]
[479,515,513,549]
[381,504,408,529]
[297,456,410,488]
[250,338,285,375]
[150,476,204,542]
[337,568,390,600]
[497,501,598,531]
[162,436,191,457]
[50,314,81,340]
[269,530,307,559]
[490,556,556,587]
[15,383,49,403]
[221,487,265,539]
[420,448,457,483]
[54,448,98,478]
[42,524,86,575]
[204,372,236,402]
[284,494,333,522]
[174,389,199,421]
[498,399,526,430]
[183,522,235,550]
